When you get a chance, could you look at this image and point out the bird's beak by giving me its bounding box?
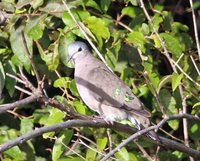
[66,55,73,64]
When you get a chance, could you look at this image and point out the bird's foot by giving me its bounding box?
[101,114,117,125]
[92,114,116,125]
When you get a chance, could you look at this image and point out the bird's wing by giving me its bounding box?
[86,66,151,118]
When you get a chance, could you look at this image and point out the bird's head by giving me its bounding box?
[67,41,89,62]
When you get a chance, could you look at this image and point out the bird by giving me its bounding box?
[67,41,158,140]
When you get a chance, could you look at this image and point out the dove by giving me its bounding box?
[68,41,158,140]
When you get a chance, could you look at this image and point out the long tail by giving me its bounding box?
[128,113,161,142]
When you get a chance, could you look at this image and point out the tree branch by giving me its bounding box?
[0,95,37,114]
[0,114,200,159]
[101,114,200,160]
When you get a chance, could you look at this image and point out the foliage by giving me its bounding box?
[0,0,200,160]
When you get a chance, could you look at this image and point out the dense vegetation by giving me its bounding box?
[0,0,200,160]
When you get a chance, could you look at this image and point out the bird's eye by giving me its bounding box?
[78,47,82,52]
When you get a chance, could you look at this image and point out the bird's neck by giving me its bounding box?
[74,52,92,64]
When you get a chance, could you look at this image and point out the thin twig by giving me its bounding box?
[62,0,113,72]
[6,73,26,85]
[106,129,113,152]
[14,86,33,96]
[189,0,200,60]
[190,55,200,75]
[134,141,154,161]
[139,2,196,160]
[0,95,37,114]
[21,31,41,87]
[0,115,200,158]
[100,114,200,161]
[50,136,87,160]
[144,71,166,115]
[172,58,200,87]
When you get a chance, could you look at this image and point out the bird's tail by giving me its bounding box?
[128,113,161,142]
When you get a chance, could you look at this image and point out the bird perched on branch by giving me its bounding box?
[68,41,159,140]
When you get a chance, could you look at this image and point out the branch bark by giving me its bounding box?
[0,114,200,159]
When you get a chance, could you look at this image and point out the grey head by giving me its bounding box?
[68,41,90,62]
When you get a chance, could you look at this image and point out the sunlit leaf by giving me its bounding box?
[122,6,142,18]
[54,77,72,89]
[97,137,107,151]
[160,33,184,58]
[160,89,179,130]
[86,145,97,161]
[126,31,146,53]
[85,16,110,47]
[115,147,130,161]
[20,118,33,135]
[172,73,183,91]
[52,129,74,161]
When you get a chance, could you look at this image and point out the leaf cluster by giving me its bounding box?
[0,0,200,160]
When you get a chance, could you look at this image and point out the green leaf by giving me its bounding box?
[62,10,90,38]
[128,0,138,6]
[43,108,65,138]
[73,100,87,115]
[86,146,97,161]
[172,73,183,91]
[39,1,66,16]
[62,11,76,27]
[160,33,184,58]
[159,151,181,160]
[85,16,110,47]
[58,34,76,68]
[28,22,45,40]
[193,102,200,108]
[189,123,200,141]
[46,108,65,126]
[20,118,34,135]
[171,22,189,33]
[54,77,72,89]
[97,137,107,151]
[126,31,146,53]
[153,34,162,48]
[83,0,101,12]
[122,7,142,18]
[69,80,79,97]
[154,4,164,11]
[105,41,121,70]
[160,89,179,130]
[4,146,26,161]
[4,60,16,96]
[115,147,130,161]
[105,49,117,70]
[129,152,139,161]
[58,157,84,161]
[100,0,111,12]
[140,23,149,35]
[52,129,74,161]
[10,25,32,72]
[162,11,173,31]
[152,13,163,30]
[40,43,59,71]
[157,75,172,94]
[143,55,153,73]
[172,151,184,159]
[32,0,44,9]
[168,120,179,131]
[148,72,160,89]
[2,129,26,160]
